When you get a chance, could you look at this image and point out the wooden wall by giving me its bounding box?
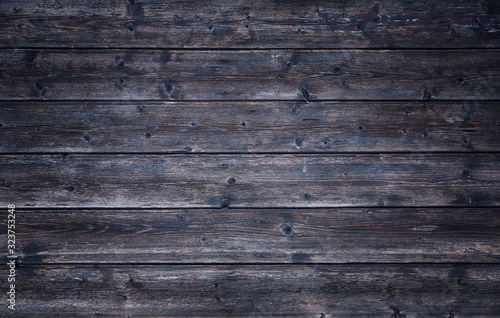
[0,0,499,316]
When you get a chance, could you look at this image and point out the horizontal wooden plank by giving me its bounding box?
[1,101,499,153]
[1,154,498,208]
[5,208,499,264]
[1,0,499,48]
[1,50,499,100]
[4,264,500,317]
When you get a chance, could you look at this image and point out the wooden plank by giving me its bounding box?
[4,264,500,317]
[1,101,499,153]
[0,154,498,208]
[1,0,499,48]
[1,50,499,100]
[6,208,499,264]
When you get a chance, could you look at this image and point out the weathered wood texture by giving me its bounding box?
[5,208,499,264]
[1,50,499,100]
[1,0,499,315]
[1,101,499,153]
[1,0,499,48]
[1,154,498,208]
[1,265,499,317]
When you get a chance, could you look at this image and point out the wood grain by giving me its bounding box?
[1,101,499,153]
[1,0,499,48]
[6,208,499,264]
[1,0,498,315]
[1,154,498,208]
[3,264,499,317]
[1,50,499,100]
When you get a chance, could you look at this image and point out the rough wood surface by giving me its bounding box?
[1,0,499,48]
[6,208,499,264]
[1,50,499,100]
[1,101,499,153]
[2,264,499,317]
[1,154,498,208]
[1,0,498,315]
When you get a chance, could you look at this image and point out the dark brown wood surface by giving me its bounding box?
[3,265,499,317]
[1,50,499,100]
[1,0,499,316]
[1,0,499,48]
[8,208,500,264]
[1,154,498,208]
[1,101,498,153]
